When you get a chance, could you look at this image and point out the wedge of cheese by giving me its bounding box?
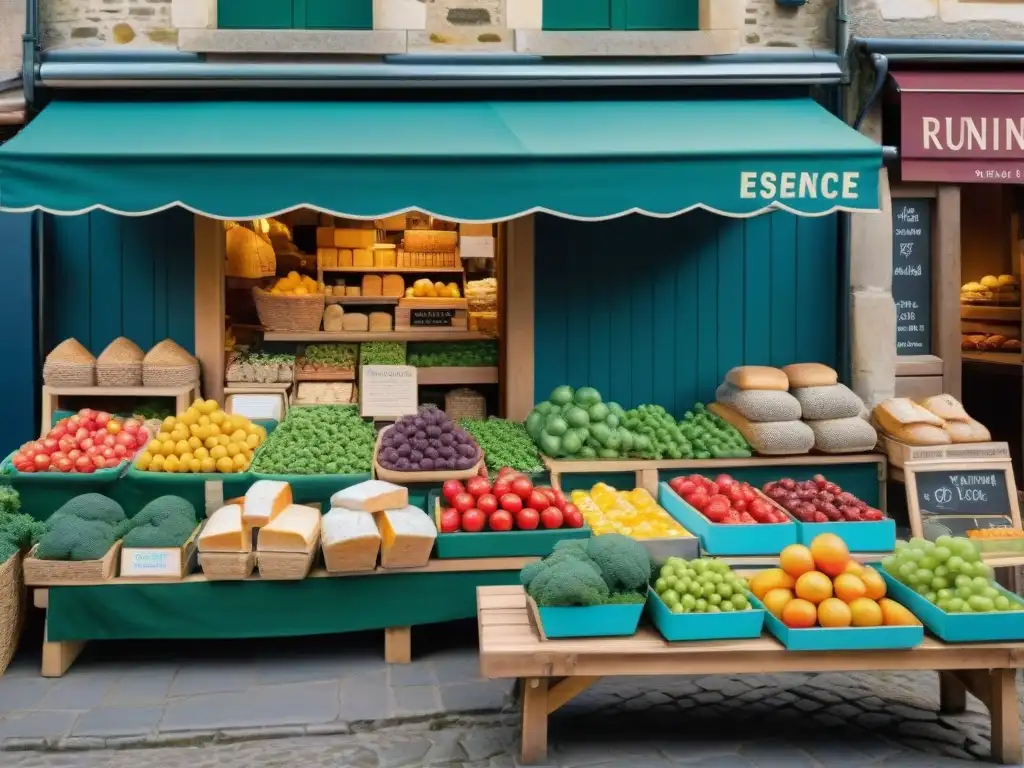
[199,504,250,553]
[330,480,408,513]
[258,504,321,553]
[376,506,437,569]
[243,480,293,528]
[322,509,381,573]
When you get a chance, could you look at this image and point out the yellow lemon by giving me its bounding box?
[149,454,165,472]
[161,416,176,432]
[189,424,203,438]
[204,436,219,450]
[174,440,191,456]
[192,398,204,409]
[160,440,176,456]
[179,452,194,466]
[210,445,228,460]
[232,453,248,470]
[230,429,247,443]
[147,440,162,454]
[136,452,152,471]
[217,434,231,447]
[156,432,171,443]
[199,457,216,473]
[210,410,225,425]
[246,424,261,436]
[179,409,199,426]
[198,415,211,427]
[188,436,203,450]
[194,447,209,460]
[245,433,261,449]
[164,455,180,473]
[201,399,219,414]
[216,456,234,473]
[189,459,202,473]
[207,423,221,437]
[226,443,241,457]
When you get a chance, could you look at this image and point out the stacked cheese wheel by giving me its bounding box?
[783,364,876,454]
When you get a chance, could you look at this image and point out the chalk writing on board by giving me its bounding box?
[892,199,931,355]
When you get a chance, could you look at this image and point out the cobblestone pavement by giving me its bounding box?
[0,620,1021,765]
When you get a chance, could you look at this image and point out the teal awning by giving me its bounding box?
[0,99,881,220]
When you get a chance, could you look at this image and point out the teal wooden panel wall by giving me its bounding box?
[44,210,196,355]
[533,212,838,417]
[0,212,40,453]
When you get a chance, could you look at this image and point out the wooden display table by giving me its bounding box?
[30,556,536,678]
[41,383,199,435]
[477,586,1024,765]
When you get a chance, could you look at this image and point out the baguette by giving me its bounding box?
[943,417,991,444]
[724,366,789,392]
[918,394,969,423]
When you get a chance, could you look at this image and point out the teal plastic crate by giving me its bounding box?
[428,489,591,558]
[791,518,896,553]
[751,594,924,651]
[647,590,765,642]
[877,568,1024,643]
[0,450,128,521]
[658,483,796,556]
[535,596,645,639]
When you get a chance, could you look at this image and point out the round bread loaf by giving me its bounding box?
[791,384,864,421]
[807,417,878,454]
[715,383,801,423]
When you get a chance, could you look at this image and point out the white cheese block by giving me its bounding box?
[199,504,250,553]
[258,504,321,553]
[376,506,437,569]
[330,480,408,513]
[322,509,381,573]
[243,480,293,528]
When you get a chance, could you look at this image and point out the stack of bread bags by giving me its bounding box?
[250,480,322,580]
[710,366,814,455]
[873,395,991,446]
[325,480,437,572]
[783,363,877,453]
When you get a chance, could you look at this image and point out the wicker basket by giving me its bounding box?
[96,337,145,387]
[253,288,325,332]
[445,388,486,421]
[0,553,25,676]
[144,339,200,388]
[42,338,96,387]
[257,547,317,581]
[200,551,255,580]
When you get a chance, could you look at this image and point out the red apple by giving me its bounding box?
[511,476,534,501]
[540,506,564,529]
[452,493,475,514]
[515,508,540,530]
[527,490,549,512]
[442,479,465,503]
[439,508,461,533]
[489,510,514,532]
[562,503,584,528]
[33,454,51,471]
[461,508,486,532]
[476,493,498,516]
[499,493,523,514]
[492,478,512,498]
[465,476,491,498]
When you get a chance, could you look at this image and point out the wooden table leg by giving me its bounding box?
[521,677,549,765]
[41,618,84,678]
[989,668,1022,765]
[939,671,967,714]
[384,626,411,664]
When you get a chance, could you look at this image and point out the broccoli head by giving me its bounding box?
[47,494,126,530]
[528,559,609,607]
[35,518,117,561]
[552,539,589,558]
[122,495,198,548]
[585,534,652,593]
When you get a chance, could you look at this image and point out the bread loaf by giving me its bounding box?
[361,275,383,297]
[708,402,814,455]
[353,249,373,268]
[807,417,878,454]
[918,394,969,422]
[403,230,458,253]
[369,312,392,332]
[339,249,354,268]
[342,313,369,332]
[323,304,344,332]
[373,247,397,268]
[872,398,950,445]
[345,286,361,297]
[318,248,338,269]
[725,366,789,392]
[782,363,838,388]
[714,383,801,423]
[943,417,991,444]
[382,274,405,297]
[792,384,864,421]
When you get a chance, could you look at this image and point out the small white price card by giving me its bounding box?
[360,365,418,419]
[226,394,284,422]
[460,235,495,259]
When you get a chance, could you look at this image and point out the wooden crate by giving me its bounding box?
[119,525,201,580]
[24,542,121,586]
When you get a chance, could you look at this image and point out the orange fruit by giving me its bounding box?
[860,570,887,601]
[878,598,921,626]
[843,560,865,576]
[810,533,850,577]
[849,597,884,627]
[762,588,795,618]
[795,571,833,604]
[781,598,818,629]
[749,568,796,600]
[833,573,867,604]
[779,544,816,579]
[817,597,853,628]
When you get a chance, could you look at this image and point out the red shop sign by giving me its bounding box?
[894,71,1024,183]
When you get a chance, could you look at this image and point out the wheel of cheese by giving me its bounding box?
[715,383,801,423]
[807,417,878,454]
[791,384,864,421]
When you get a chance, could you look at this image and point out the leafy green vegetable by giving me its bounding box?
[303,344,357,368]
[251,406,375,475]
[408,341,498,368]
[519,534,651,607]
[359,342,407,366]
[622,402,751,460]
[121,496,197,549]
[0,487,46,565]
[36,494,125,561]
[459,418,543,474]
[133,400,173,421]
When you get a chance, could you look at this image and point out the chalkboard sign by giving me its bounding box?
[410,309,455,327]
[908,466,1015,539]
[892,199,932,356]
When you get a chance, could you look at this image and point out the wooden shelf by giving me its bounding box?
[43,384,195,397]
[416,367,500,385]
[962,351,1023,367]
[326,296,400,306]
[961,305,1021,322]
[224,383,292,393]
[544,452,887,476]
[322,267,463,274]
[263,331,494,343]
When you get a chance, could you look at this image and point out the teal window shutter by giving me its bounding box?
[302,0,374,29]
[625,0,699,30]
[543,0,613,30]
[217,0,294,29]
